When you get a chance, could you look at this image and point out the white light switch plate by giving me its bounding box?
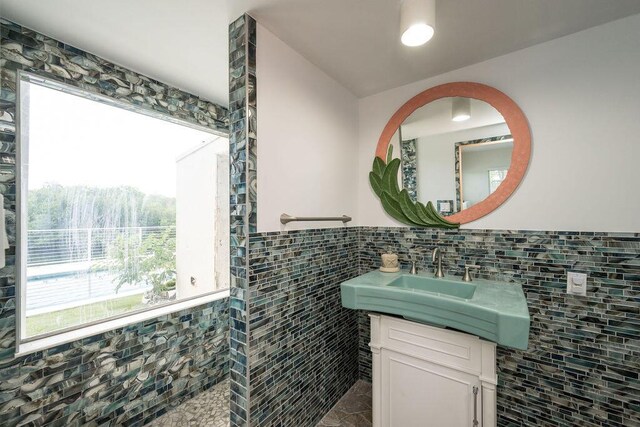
[567,272,587,296]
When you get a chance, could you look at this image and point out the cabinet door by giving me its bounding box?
[381,349,481,427]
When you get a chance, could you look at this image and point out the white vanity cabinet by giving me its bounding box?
[369,314,497,427]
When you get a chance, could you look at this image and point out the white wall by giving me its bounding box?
[415,123,510,209]
[176,139,229,298]
[461,144,512,207]
[256,24,359,232]
[357,14,640,232]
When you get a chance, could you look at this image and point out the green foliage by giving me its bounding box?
[370,151,460,229]
[370,156,388,198]
[138,229,176,294]
[107,228,177,295]
[415,202,434,224]
[369,172,383,198]
[398,189,424,224]
[423,201,457,228]
[381,192,414,225]
[29,184,178,298]
[28,184,176,230]
[381,158,401,200]
[372,157,386,178]
[141,195,177,227]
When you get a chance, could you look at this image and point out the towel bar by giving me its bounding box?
[280,213,352,225]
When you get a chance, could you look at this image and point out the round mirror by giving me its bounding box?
[374,82,531,225]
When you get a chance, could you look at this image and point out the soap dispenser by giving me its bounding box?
[380,251,400,273]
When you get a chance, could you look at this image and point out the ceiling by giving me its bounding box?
[2,0,640,106]
[464,140,513,154]
[401,98,505,140]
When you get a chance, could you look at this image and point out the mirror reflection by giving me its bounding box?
[397,97,512,216]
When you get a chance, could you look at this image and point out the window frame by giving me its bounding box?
[15,71,229,354]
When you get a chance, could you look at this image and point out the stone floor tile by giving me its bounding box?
[148,378,372,427]
[316,381,372,427]
[147,379,230,427]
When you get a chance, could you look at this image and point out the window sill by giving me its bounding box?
[16,289,230,357]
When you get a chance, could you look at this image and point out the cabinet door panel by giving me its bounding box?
[382,349,480,427]
[382,317,482,374]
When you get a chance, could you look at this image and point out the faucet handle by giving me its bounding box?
[462,265,480,282]
[410,260,417,275]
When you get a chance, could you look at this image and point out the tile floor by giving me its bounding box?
[148,379,230,427]
[148,378,371,427]
[316,381,373,427]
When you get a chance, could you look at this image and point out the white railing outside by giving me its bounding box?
[27,226,176,267]
[26,226,176,313]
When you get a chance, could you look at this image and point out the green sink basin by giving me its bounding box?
[388,275,476,299]
[340,270,530,350]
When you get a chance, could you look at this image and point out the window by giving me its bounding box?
[18,74,229,342]
[488,169,508,194]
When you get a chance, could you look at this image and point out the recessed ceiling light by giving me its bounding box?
[400,0,436,47]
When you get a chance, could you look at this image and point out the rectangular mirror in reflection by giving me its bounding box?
[455,137,512,211]
[19,75,229,339]
[398,96,513,215]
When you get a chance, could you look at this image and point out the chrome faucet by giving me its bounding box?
[432,248,445,278]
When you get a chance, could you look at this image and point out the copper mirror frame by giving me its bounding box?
[375,82,531,224]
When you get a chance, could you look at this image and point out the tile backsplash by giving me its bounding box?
[357,227,639,427]
[237,226,638,426]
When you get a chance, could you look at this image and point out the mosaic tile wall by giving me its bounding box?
[248,228,360,426]
[0,298,229,426]
[356,310,372,381]
[0,19,231,426]
[228,14,257,427]
[356,226,640,427]
[400,139,417,202]
[0,19,228,135]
